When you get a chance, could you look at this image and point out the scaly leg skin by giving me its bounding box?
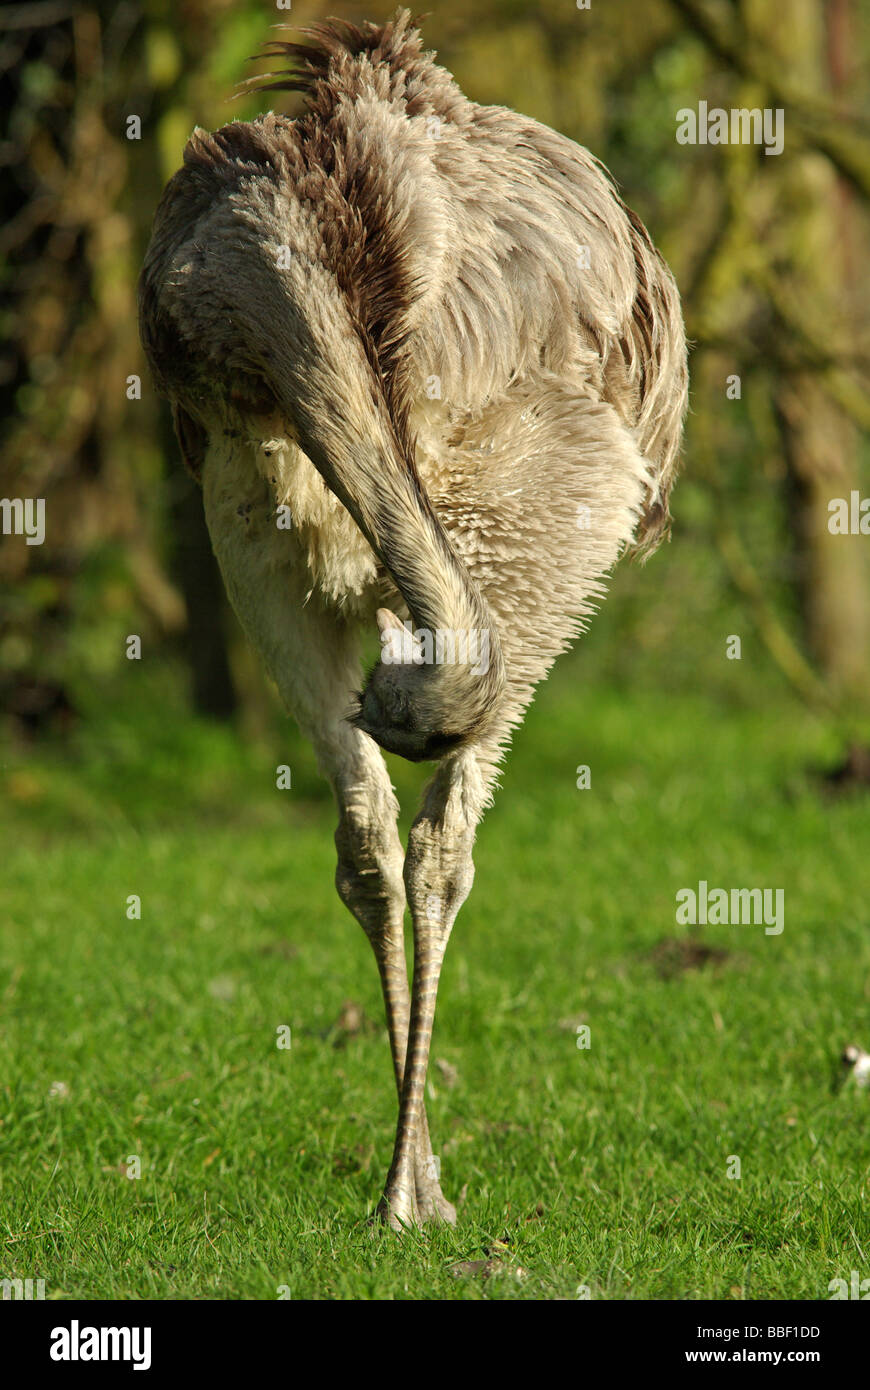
[373,938,457,1225]
[377,750,482,1230]
[333,748,455,1228]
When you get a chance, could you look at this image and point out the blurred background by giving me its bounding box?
[2,0,869,784]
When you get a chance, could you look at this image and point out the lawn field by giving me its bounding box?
[1,657,867,1300]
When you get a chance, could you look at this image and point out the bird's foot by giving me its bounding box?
[415,1153,457,1225]
[374,1178,420,1232]
[416,1185,457,1225]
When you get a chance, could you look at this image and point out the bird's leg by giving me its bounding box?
[365,930,456,1226]
[365,930,455,1225]
[378,749,483,1230]
[331,743,454,1226]
[196,469,456,1225]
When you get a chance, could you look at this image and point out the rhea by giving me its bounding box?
[139,10,688,1229]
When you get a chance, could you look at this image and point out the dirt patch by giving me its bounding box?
[647,937,732,980]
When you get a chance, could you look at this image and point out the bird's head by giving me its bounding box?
[351,609,476,762]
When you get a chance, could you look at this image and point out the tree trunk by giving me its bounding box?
[760,0,869,695]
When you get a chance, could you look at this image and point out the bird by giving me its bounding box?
[138,9,688,1230]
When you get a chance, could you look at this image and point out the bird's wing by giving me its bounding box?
[408,105,688,551]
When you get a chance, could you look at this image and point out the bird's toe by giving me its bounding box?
[373,1185,420,1232]
[416,1187,457,1226]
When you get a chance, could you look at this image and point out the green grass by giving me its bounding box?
[1,653,868,1300]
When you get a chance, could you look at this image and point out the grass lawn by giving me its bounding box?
[1,655,867,1300]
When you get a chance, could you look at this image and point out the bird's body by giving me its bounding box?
[139,10,688,1228]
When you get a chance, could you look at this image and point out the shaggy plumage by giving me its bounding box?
[139,9,688,1228]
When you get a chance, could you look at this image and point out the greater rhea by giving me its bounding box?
[139,10,688,1229]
